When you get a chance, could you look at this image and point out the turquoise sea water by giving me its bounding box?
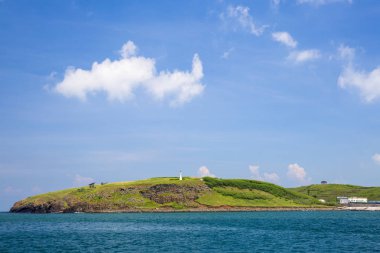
[1,211,380,252]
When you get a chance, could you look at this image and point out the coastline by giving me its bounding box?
[10,206,380,213]
[12,206,339,213]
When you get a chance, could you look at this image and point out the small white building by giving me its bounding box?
[337,196,368,204]
[348,197,367,203]
[337,197,349,204]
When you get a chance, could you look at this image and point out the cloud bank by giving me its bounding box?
[54,41,204,106]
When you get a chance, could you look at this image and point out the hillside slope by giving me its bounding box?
[10,177,326,213]
[290,184,380,203]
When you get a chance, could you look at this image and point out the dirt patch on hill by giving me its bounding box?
[140,184,211,204]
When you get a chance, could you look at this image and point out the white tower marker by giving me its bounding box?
[179,170,182,180]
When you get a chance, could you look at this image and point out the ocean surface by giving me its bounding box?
[1,211,380,252]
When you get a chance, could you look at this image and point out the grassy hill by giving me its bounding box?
[290,184,380,204]
[10,177,326,213]
[200,177,321,207]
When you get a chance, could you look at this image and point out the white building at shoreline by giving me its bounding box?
[348,197,367,203]
[337,196,367,204]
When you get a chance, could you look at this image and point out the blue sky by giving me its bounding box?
[1,0,380,210]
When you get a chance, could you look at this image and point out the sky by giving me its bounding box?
[1,0,380,210]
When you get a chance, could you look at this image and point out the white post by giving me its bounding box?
[179,170,182,180]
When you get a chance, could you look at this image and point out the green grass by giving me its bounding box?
[290,184,380,204]
[196,190,301,207]
[16,177,204,211]
[214,187,278,200]
[202,177,321,206]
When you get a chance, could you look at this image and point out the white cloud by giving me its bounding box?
[288,49,321,63]
[221,47,234,59]
[272,32,298,48]
[271,0,281,10]
[145,54,204,107]
[198,166,215,177]
[287,163,308,183]
[119,40,137,58]
[74,174,94,186]
[338,44,355,61]
[338,66,380,102]
[263,172,280,183]
[54,41,204,106]
[249,165,262,180]
[224,5,266,36]
[271,31,321,64]
[297,0,352,5]
[337,45,380,103]
[372,154,380,165]
[249,165,280,183]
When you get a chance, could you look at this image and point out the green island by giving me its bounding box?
[10,177,380,213]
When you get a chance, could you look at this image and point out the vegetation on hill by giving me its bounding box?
[202,177,322,206]
[11,177,327,213]
[290,184,380,204]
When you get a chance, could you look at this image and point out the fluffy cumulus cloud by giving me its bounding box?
[249,165,280,183]
[54,41,204,106]
[372,154,380,165]
[223,5,266,36]
[287,163,308,183]
[272,32,298,48]
[338,45,380,103]
[288,49,321,63]
[297,0,352,5]
[338,66,380,102]
[74,174,94,186]
[198,166,215,177]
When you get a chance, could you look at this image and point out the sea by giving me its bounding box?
[1,211,380,252]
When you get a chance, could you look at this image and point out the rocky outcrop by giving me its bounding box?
[10,200,66,213]
[10,183,212,213]
[140,184,211,204]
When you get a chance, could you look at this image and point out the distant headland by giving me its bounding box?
[10,177,380,213]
